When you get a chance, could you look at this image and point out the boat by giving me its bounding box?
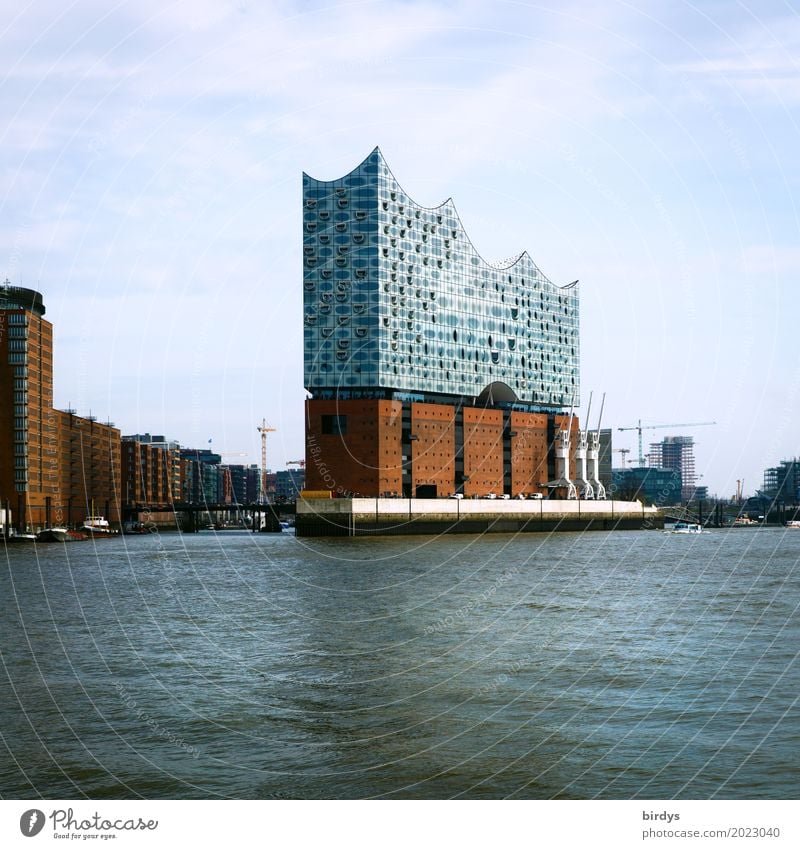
[6,533,37,543]
[36,527,70,543]
[665,522,703,534]
[82,516,118,535]
[786,520,800,529]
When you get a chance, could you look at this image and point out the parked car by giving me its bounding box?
[448,493,464,499]
[483,493,497,499]
[528,493,544,500]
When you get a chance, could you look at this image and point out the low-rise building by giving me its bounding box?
[611,466,682,507]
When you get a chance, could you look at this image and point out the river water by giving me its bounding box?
[1,527,798,799]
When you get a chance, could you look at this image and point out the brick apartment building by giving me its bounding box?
[0,283,121,530]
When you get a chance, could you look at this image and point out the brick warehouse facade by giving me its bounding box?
[302,150,581,498]
[305,398,578,498]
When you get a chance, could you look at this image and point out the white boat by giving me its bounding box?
[786,520,800,529]
[7,533,36,543]
[665,522,703,534]
[82,516,117,535]
[36,527,70,543]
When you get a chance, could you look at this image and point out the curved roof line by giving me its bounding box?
[302,146,381,183]
[307,147,577,289]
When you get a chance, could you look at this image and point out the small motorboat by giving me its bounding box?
[665,522,703,534]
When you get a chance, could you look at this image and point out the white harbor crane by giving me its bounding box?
[588,392,606,499]
[546,401,577,499]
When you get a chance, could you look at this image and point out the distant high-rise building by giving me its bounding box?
[648,435,697,502]
[761,459,799,505]
[302,148,581,498]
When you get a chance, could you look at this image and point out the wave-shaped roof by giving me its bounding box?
[306,147,576,288]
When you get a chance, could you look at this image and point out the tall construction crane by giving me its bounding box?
[617,420,716,466]
[257,419,276,503]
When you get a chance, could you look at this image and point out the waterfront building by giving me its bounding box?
[274,468,305,502]
[0,283,122,530]
[55,410,121,525]
[215,464,267,505]
[611,466,682,507]
[224,464,248,504]
[179,448,222,504]
[122,434,179,508]
[244,464,263,503]
[302,149,581,497]
[122,434,181,503]
[0,284,56,528]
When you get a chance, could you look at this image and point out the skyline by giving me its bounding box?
[3,1,799,496]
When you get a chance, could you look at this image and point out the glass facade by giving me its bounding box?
[303,147,579,409]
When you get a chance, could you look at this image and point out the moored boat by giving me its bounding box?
[786,520,800,529]
[82,516,118,535]
[36,527,70,543]
[6,533,37,543]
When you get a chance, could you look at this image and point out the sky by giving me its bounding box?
[2,0,799,497]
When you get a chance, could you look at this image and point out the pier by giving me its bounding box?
[296,497,662,537]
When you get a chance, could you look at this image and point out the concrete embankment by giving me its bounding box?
[296,497,662,537]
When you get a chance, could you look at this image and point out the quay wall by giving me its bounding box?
[296,498,662,537]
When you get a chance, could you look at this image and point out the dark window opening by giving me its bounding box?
[321,415,347,435]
